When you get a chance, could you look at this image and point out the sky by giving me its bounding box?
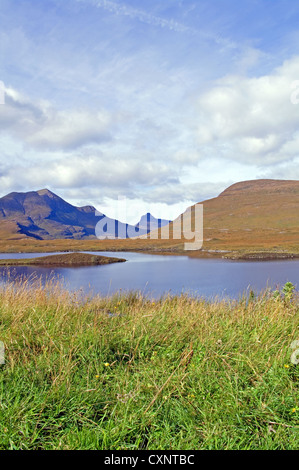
[1,0,299,223]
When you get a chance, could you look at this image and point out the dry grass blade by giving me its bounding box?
[144,349,194,414]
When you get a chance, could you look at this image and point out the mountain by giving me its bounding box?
[1,180,298,253]
[0,189,96,240]
[166,179,299,253]
[135,213,171,233]
[0,189,170,241]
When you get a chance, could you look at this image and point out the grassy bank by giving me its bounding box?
[0,253,126,267]
[0,277,298,450]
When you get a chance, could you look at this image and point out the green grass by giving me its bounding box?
[0,277,298,450]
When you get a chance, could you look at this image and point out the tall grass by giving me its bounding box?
[0,276,298,450]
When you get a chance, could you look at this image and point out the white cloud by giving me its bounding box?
[1,87,114,150]
[27,109,113,150]
[195,56,299,164]
[0,149,178,195]
[260,156,299,180]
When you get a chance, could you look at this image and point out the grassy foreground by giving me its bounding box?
[0,278,298,450]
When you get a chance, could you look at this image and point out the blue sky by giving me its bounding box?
[1,0,299,223]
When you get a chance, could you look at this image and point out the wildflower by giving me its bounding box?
[284,364,290,369]
[95,375,100,378]
[104,362,110,367]
[292,408,297,413]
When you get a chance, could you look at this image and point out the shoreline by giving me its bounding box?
[0,249,299,262]
[0,252,127,267]
[0,239,298,261]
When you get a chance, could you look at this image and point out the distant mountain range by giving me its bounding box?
[1,179,299,253]
[0,189,171,240]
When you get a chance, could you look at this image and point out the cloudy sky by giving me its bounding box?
[1,0,299,223]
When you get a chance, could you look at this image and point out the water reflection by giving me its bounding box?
[0,251,298,300]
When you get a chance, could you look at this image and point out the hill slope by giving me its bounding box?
[176,179,299,254]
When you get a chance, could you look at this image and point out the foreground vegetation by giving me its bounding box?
[0,277,298,450]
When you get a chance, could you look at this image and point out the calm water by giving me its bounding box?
[0,251,298,299]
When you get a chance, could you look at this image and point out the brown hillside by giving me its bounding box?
[136,179,299,254]
[191,179,299,253]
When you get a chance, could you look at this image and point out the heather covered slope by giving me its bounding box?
[200,179,299,253]
[150,179,299,255]
[205,179,299,232]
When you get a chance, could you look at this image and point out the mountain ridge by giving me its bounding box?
[219,179,299,197]
[0,189,171,240]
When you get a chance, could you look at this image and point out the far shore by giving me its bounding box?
[0,238,298,261]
